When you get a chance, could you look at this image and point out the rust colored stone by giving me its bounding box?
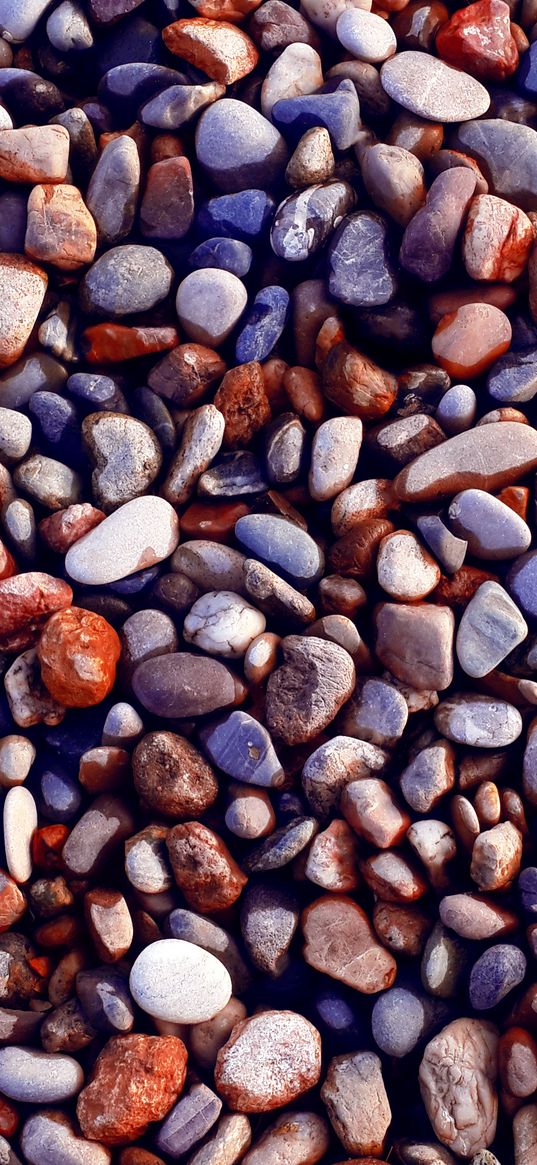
[432,303,512,379]
[78,746,131,795]
[387,112,444,161]
[180,500,249,542]
[463,195,534,282]
[302,895,397,992]
[167,821,247,912]
[133,731,218,819]
[77,1034,187,1144]
[496,486,529,520]
[81,324,179,363]
[0,1097,18,1138]
[189,0,261,17]
[0,572,73,647]
[361,851,428,902]
[39,504,106,554]
[320,339,397,420]
[214,361,272,448]
[37,606,121,708]
[0,540,16,581]
[328,519,396,578]
[25,184,97,271]
[0,870,26,932]
[373,901,432,956]
[283,366,325,422]
[432,565,499,610]
[163,18,259,83]
[436,0,519,80]
[147,343,226,406]
[140,157,195,240]
[31,824,70,871]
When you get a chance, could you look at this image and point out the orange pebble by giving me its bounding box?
[432,302,512,378]
[37,606,121,708]
[283,366,325,422]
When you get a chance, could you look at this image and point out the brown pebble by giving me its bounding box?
[133,731,218,819]
[214,362,271,449]
[166,821,247,912]
[302,895,397,993]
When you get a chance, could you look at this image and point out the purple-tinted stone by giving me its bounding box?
[156,1084,222,1159]
[400,168,477,282]
[132,653,239,717]
[469,944,527,1010]
[328,211,398,307]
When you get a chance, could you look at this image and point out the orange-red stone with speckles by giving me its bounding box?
[37,606,121,708]
[432,566,498,609]
[302,895,397,992]
[163,18,259,83]
[0,1097,19,1138]
[0,870,26,932]
[39,504,105,554]
[463,195,534,283]
[77,1034,187,1144]
[431,303,512,378]
[0,572,73,646]
[214,361,272,449]
[81,324,179,364]
[496,486,530,521]
[0,540,16,581]
[436,0,519,79]
[31,825,70,871]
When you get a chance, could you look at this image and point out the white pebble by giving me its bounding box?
[65,495,179,585]
[130,938,232,1023]
[3,785,37,882]
[183,591,266,657]
[0,1046,83,1102]
[336,8,396,61]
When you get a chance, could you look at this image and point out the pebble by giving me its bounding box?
[235,515,324,587]
[183,591,265,657]
[163,19,258,85]
[196,100,289,192]
[302,895,396,991]
[336,9,396,61]
[176,270,247,348]
[400,741,455,814]
[377,530,440,599]
[471,820,522,890]
[286,128,335,188]
[463,195,534,283]
[328,211,397,307]
[225,785,276,839]
[272,80,362,152]
[261,44,323,120]
[133,731,217,819]
[21,1111,112,1165]
[435,693,523,747]
[394,422,537,502]
[156,1083,222,1160]
[235,286,290,364]
[419,1019,498,1156]
[308,417,362,502]
[341,677,408,747]
[80,245,173,318]
[0,1046,83,1103]
[85,136,140,246]
[266,635,355,745]
[65,496,179,585]
[439,893,518,940]
[469,945,527,1010]
[0,255,47,369]
[242,1112,329,1165]
[273,179,352,262]
[37,607,120,708]
[83,413,162,513]
[375,602,454,691]
[4,648,65,729]
[215,1011,322,1112]
[380,52,490,122]
[190,238,252,278]
[130,939,232,1024]
[199,710,283,787]
[76,1033,187,1144]
[321,1050,391,1157]
[421,921,468,997]
[456,581,528,677]
[168,910,250,995]
[3,786,36,883]
[25,184,96,272]
[400,169,477,283]
[188,1114,252,1165]
[167,821,247,911]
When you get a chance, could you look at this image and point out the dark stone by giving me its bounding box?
[240,881,299,976]
[328,210,398,307]
[198,452,268,496]
[130,386,176,455]
[40,763,82,823]
[98,63,186,121]
[0,193,27,253]
[67,373,128,414]
[517,40,537,98]
[28,393,82,466]
[487,348,537,403]
[0,70,65,122]
[76,966,134,1033]
[519,866,537,913]
[400,168,477,282]
[199,710,284,787]
[189,237,253,278]
[196,190,275,242]
[452,117,537,210]
[244,816,318,872]
[272,80,362,151]
[235,285,290,364]
[469,944,527,1009]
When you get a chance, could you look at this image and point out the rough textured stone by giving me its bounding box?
[321,1051,391,1157]
[419,1019,498,1156]
[215,1011,322,1112]
[77,1034,187,1145]
[302,895,397,992]
[265,635,355,745]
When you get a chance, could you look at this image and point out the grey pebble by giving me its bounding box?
[163,405,225,506]
[80,244,173,318]
[240,881,299,977]
[244,816,318,872]
[196,99,289,193]
[168,908,250,994]
[199,710,284,788]
[235,513,324,587]
[156,1083,223,1160]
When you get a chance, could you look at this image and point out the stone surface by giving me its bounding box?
[65,496,179,585]
[394,422,537,502]
[375,603,454,690]
[456,582,528,677]
[321,1050,391,1157]
[302,895,396,992]
[37,607,120,708]
[215,1011,322,1112]
[419,1019,498,1156]
[265,635,355,745]
[0,254,47,368]
[130,939,232,1023]
[196,100,289,192]
[380,52,490,121]
[76,1034,187,1144]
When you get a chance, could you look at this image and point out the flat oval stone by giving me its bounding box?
[448,489,531,559]
[199,710,284,787]
[456,582,528,678]
[65,496,179,585]
[0,1046,83,1102]
[189,237,252,278]
[271,181,356,263]
[469,944,526,1010]
[309,416,363,502]
[196,99,289,193]
[328,211,398,307]
[3,786,37,883]
[434,694,523,747]
[380,52,490,122]
[400,169,477,283]
[394,422,537,503]
[336,9,396,62]
[80,244,172,319]
[302,895,396,992]
[132,652,240,717]
[235,514,324,586]
[235,286,290,364]
[129,939,232,1023]
[261,43,323,119]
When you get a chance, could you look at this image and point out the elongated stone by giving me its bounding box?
[394,422,537,502]
[380,52,490,122]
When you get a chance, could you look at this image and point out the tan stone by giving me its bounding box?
[419,1019,498,1157]
[25,185,97,270]
[302,895,397,993]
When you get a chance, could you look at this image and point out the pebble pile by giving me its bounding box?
[2,1,537,1165]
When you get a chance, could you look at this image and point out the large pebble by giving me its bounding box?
[132,653,242,718]
[86,136,140,246]
[0,254,47,368]
[302,895,396,992]
[336,9,396,61]
[266,635,355,745]
[456,582,528,678]
[199,710,284,786]
[469,945,527,1010]
[3,786,37,883]
[0,1046,83,1103]
[309,417,363,501]
[419,1019,498,1156]
[400,169,477,283]
[380,52,490,122]
[435,694,523,747]
[130,939,232,1023]
[328,211,397,307]
[196,100,289,192]
[394,422,537,502]
[21,1112,111,1165]
[80,245,173,318]
[454,118,537,211]
[176,270,247,347]
[183,591,265,657]
[235,514,324,587]
[65,496,179,585]
[215,1011,322,1112]
[242,1112,328,1165]
[448,489,531,559]
[261,43,323,119]
[321,1050,391,1156]
[0,0,55,40]
[83,413,162,513]
[375,603,454,691]
[77,1033,187,1145]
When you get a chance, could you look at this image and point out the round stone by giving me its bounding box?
[132,653,241,718]
[183,591,265,657]
[448,488,531,559]
[37,607,121,708]
[336,9,396,62]
[235,514,324,586]
[129,938,232,1024]
[176,269,247,347]
[21,1112,111,1165]
[376,530,441,600]
[435,694,523,747]
[309,417,363,501]
[65,496,179,585]
[419,1019,498,1156]
[215,1011,322,1112]
[469,945,527,1010]
[80,245,173,318]
[82,413,162,513]
[196,99,289,192]
[380,52,490,122]
[0,1046,83,1102]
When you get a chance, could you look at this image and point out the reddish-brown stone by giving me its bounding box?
[214,361,272,448]
[77,1034,187,1144]
[0,540,17,581]
[37,606,121,708]
[432,303,512,379]
[436,0,519,80]
[496,485,529,521]
[140,157,195,240]
[302,895,397,992]
[163,18,259,83]
[432,565,499,609]
[147,343,226,406]
[320,338,397,420]
[0,870,26,932]
[0,1097,19,1138]
[166,821,247,912]
[81,324,179,364]
[25,184,97,271]
[31,824,70,871]
[78,746,131,795]
[38,504,106,554]
[180,500,249,541]
[0,572,73,649]
[328,520,396,578]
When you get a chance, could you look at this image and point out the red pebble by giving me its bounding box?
[37,606,121,708]
[436,0,519,80]
[81,324,179,363]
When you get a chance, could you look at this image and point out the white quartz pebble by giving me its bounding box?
[0,1047,83,1102]
[336,9,396,62]
[3,785,37,882]
[309,417,363,501]
[130,938,232,1023]
[183,591,266,657]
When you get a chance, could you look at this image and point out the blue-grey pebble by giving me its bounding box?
[156,1084,222,1159]
[240,881,299,977]
[196,99,289,193]
[190,237,252,278]
[235,285,290,363]
[167,908,250,994]
[196,189,275,242]
[328,210,398,306]
[79,244,173,318]
[272,79,362,150]
[244,816,318,872]
[508,550,537,620]
[519,866,537,913]
[271,180,356,262]
[198,451,267,496]
[98,63,188,121]
[199,709,284,787]
[487,347,537,403]
[140,81,224,128]
[0,193,27,253]
[40,766,82,823]
[67,372,128,413]
[235,513,324,585]
[469,944,526,1010]
[76,966,134,1033]
[371,986,447,1057]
